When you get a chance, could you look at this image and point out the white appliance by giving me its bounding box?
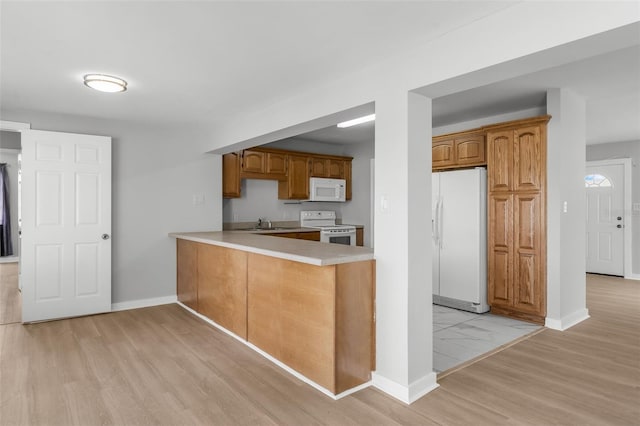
[432,168,488,313]
[300,210,356,246]
[309,177,346,202]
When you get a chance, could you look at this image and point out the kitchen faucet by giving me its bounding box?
[257,218,272,229]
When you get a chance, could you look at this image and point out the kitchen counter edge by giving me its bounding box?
[169,231,374,266]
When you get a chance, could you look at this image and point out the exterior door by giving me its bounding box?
[585,162,624,276]
[21,130,111,322]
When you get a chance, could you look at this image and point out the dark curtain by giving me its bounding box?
[0,163,13,256]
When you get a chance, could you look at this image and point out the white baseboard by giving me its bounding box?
[545,308,590,331]
[624,273,640,281]
[111,295,177,312]
[372,371,439,404]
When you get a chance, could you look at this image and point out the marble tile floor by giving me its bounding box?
[433,304,542,373]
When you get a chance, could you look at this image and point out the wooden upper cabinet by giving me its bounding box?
[223,152,241,198]
[487,130,513,192]
[311,157,345,178]
[327,158,344,178]
[242,150,265,173]
[344,160,352,200]
[224,147,352,200]
[241,150,287,179]
[432,133,485,170]
[455,134,485,166]
[514,126,544,192]
[432,139,455,169]
[278,154,310,199]
[266,152,287,176]
[488,122,546,193]
[311,157,327,177]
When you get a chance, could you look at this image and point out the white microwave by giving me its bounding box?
[309,177,346,202]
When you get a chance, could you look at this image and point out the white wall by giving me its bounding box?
[0,110,221,304]
[587,140,640,276]
[341,141,374,247]
[222,179,343,224]
[546,88,589,330]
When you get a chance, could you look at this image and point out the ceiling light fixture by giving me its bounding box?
[83,74,128,93]
[337,114,375,128]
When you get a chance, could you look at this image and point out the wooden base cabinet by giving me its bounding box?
[488,192,546,323]
[487,116,549,324]
[176,240,248,338]
[177,239,198,310]
[247,254,375,394]
[197,244,248,339]
[175,239,375,395]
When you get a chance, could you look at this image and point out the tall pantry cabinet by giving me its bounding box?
[486,116,550,324]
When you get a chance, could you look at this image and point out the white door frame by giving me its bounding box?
[0,120,31,132]
[586,158,633,279]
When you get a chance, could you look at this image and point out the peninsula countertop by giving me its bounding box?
[169,231,374,266]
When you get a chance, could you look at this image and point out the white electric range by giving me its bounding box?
[300,211,356,246]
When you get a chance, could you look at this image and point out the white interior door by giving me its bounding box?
[585,163,624,276]
[21,130,111,322]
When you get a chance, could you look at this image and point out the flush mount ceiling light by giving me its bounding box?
[83,74,127,93]
[337,114,375,128]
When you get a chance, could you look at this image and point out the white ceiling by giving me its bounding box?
[1,2,638,146]
[294,45,640,146]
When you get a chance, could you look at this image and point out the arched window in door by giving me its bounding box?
[584,174,612,188]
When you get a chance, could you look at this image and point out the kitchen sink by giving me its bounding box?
[235,226,296,231]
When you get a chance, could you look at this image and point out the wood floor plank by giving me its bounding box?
[0,273,638,425]
[0,262,20,324]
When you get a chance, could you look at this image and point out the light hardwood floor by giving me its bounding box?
[0,273,638,425]
[0,262,20,324]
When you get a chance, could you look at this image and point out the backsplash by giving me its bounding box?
[223,179,343,224]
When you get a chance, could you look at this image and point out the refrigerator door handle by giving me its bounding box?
[432,198,439,244]
[433,198,441,244]
[438,196,444,248]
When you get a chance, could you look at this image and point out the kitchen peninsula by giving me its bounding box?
[169,231,375,398]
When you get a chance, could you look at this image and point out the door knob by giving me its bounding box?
[102,234,110,240]
[617,216,622,220]
[617,224,623,229]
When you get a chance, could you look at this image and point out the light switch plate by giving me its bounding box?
[192,194,204,205]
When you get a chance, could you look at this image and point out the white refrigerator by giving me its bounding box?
[432,168,488,313]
